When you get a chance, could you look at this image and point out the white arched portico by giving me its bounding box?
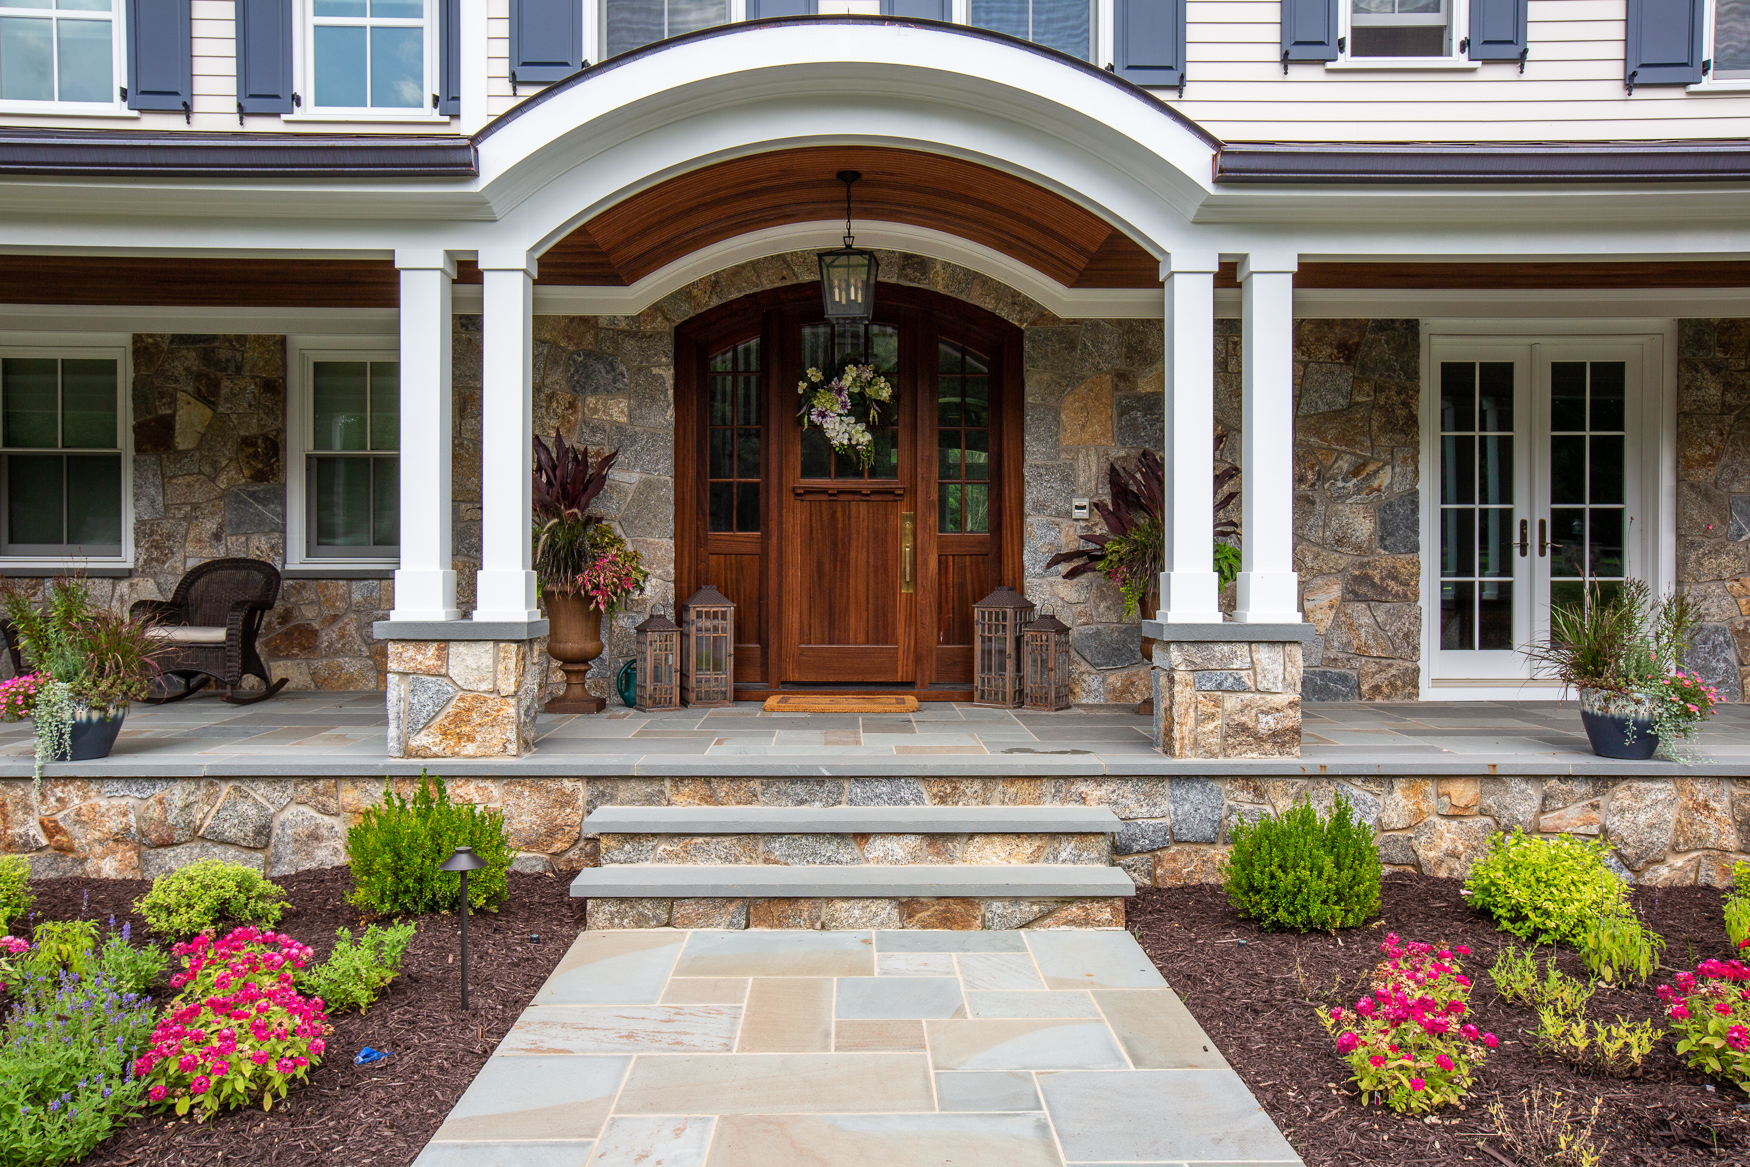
[380,24,1304,761]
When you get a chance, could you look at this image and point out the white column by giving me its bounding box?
[1156,251,1223,624]
[473,249,542,623]
[390,249,460,622]
[1233,253,1304,624]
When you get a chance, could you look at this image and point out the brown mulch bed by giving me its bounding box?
[17,866,582,1167]
[1132,874,1750,1166]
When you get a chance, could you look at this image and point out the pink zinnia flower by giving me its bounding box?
[275,1058,295,1074]
[1482,1033,1499,1049]
[1435,1054,1455,1071]
[1718,1002,1735,1017]
[190,1076,210,1095]
[1369,1055,1386,1067]
[1461,1024,1480,1041]
[1672,1003,1692,1020]
[148,1085,167,1102]
[1336,1032,1360,1054]
[1408,1078,1426,1092]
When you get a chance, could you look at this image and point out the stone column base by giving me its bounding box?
[1149,636,1305,758]
[386,638,550,758]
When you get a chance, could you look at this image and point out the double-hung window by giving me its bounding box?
[604,0,725,59]
[309,0,429,111]
[0,0,119,106]
[0,351,124,560]
[1349,0,1451,57]
[1714,0,1750,77]
[294,350,400,561]
[969,0,1092,61]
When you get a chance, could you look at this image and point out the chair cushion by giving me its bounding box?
[145,625,228,645]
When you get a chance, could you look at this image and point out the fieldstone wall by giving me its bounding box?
[1150,640,1304,758]
[384,638,550,757]
[1674,318,1750,702]
[1291,320,1423,702]
[10,774,1743,897]
[584,896,1125,931]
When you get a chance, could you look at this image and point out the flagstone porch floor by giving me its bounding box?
[6,692,1750,777]
[409,927,1302,1167]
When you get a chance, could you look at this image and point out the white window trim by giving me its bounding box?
[0,0,131,115]
[1331,0,1475,68]
[285,335,401,571]
[1691,0,1750,89]
[0,331,132,572]
[293,0,440,119]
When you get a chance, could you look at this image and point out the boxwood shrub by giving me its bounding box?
[1222,794,1381,932]
[346,771,513,918]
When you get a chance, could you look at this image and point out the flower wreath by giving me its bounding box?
[796,363,894,469]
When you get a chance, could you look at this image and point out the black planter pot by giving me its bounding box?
[52,705,126,762]
[1579,707,1658,760]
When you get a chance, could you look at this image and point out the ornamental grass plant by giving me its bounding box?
[1462,829,1627,947]
[1222,794,1381,933]
[1320,933,1497,1114]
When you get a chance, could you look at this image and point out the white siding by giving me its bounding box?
[1168,0,1750,141]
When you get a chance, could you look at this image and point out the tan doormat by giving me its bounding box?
[762,694,920,713]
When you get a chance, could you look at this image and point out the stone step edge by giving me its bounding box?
[581,805,1125,835]
[568,864,1137,899]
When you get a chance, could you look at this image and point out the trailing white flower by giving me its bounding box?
[32,678,76,784]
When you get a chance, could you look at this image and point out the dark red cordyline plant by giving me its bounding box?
[532,433,616,523]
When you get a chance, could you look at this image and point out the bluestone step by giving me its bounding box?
[569,863,1136,899]
[582,805,1124,835]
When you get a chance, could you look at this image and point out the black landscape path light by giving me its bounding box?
[440,845,488,1009]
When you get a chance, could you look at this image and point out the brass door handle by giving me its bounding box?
[1516,518,1529,557]
[901,512,915,594]
[1538,518,1550,557]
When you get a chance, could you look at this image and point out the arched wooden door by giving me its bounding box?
[675,283,1023,699]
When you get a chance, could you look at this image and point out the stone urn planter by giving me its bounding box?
[542,589,607,714]
[1577,687,1657,760]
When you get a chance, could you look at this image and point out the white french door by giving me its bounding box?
[1425,338,1654,696]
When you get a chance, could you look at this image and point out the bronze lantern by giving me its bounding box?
[817,170,878,322]
[633,609,680,712]
[1023,610,1073,712]
[973,585,1035,707]
[681,584,735,707]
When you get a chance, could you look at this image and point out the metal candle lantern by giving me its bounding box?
[973,585,1035,707]
[1023,610,1073,711]
[634,609,681,711]
[438,845,488,1009]
[817,170,878,322]
[680,584,735,707]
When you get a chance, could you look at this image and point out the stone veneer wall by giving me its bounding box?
[6,775,1745,895]
[1673,318,1750,702]
[1290,320,1423,702]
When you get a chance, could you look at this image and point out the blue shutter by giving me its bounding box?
[510,0,584,85]
[881,0,950,17]
[235,0,293,115]
[1467,0,1526,60]
[126,0,192,112]
[1115,0,1185,86]
[749,0,817,14]
[1280,0,1338,62]
[439,0,461,114]
[1626,0,1704,86]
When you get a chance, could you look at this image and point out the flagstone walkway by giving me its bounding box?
[410,928,1302,1167]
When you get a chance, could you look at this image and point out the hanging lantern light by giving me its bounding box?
[973,585,1035,707]
[633,609,680,712]
[1023,610,1073,712]
[681,583,735,708]
[818,169,878,321]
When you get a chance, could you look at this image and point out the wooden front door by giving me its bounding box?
[676,284,1022,698]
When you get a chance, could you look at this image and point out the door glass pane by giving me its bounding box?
[1549,508,1586,578]
[800,430,831,478]
[1478,581,1513,650]
[1478,508,1512,577]
[709,429,734,479]
[3,357,57,447]
[1441,508,1474,576]
[1439,361,1514,653]
[313,456,372,546]
[313,362,368,451]
[964,483,989,533]
[65,452,120,545]
[1439,361,1474,431]
[1550,362,1586,430]
[1478,435,1511,504]
[737,428,760,478]
[1440,580,1474,651]
[939,431,960,479]
[708,375,732,425]
[938,340,993,531]
[1478,362,1513,431]
[964,428,989,480]
[708,481,732,531]
[1544,362,1628,620]
[1589,435,1623,504]
[55,16,110,103]
[802,322,899,483]
[734,482,760,532]
[1549,435,1584,504]
[60,358,115,448]
[1439,435,1473,504]
[1589,362,1626,430]
[8,453,61,544]
[706,337,760,531]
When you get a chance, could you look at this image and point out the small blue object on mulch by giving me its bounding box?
[354,1047,391,1066]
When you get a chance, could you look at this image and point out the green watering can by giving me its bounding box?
[616,659,637,708]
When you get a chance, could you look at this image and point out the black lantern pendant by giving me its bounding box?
[818,170,878,321]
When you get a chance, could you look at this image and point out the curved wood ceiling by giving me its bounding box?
[533,146,1163,290]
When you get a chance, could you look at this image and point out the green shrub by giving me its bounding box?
[95,924,167,998]
[1221,794,1381,932]
[346,771,513,918]
[18,920,99,991]
[294,922,416,1013]
[0,856,30,932]
[1579,905,1664,985]
[1725,862,1750,951]
[1462,829,1626,946]
[134,860,289,938]
[1490,945,1596,1014]
[1534,1003,1657,1077]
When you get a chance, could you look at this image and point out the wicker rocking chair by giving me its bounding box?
[130,558,289,705]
